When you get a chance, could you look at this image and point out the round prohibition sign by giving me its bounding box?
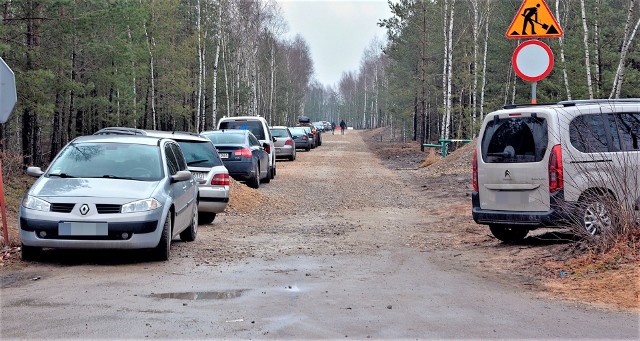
[512,39,554,82]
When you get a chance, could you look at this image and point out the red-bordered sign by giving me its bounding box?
[512,40,554,82]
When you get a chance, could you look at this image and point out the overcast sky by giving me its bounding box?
[278,0,392,88]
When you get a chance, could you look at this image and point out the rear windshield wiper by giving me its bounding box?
[187,159,209,166]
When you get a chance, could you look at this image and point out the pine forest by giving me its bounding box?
[1,0,639,167]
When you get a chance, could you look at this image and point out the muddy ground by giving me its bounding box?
[1,128,638,313]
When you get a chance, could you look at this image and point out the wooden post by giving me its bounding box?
[0,159,9,245]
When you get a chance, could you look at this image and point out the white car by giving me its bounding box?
[218,116,277,180]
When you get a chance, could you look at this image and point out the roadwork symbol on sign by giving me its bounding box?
[506,0,563,39]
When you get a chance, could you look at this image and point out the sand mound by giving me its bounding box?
[226,178,269,214]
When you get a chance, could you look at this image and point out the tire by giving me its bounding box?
[305,146,310,152]
[289,152,296,161]
[198,212,216,225]
[489,224,528,243]
[180,204,198,242]
[580,195,613,235]
[262,167,271,183]
[21,244,41,261]
[248,163,260,189]
[271,163,276,178]
[153,213,172,261]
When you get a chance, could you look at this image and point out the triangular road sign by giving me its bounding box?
[506,0,564,39]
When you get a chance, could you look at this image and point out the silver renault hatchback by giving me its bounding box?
[19,135,198,261]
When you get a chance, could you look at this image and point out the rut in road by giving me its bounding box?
[185,130,437,264]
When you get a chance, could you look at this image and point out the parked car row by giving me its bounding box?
[18,115,327,261]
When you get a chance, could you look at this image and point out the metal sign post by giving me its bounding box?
[512,40,554,103]
[0,160,8,245]
[0,57,17,245]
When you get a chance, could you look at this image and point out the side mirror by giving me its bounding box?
[171,170,192,183]
[196,178,207,185]
[272,136,277,143]
[26,166,44,177]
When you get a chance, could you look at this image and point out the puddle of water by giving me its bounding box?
[150,289,247,300]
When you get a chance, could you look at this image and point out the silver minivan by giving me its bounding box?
[472,99,640,242]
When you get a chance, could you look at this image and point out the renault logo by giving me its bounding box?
[80,204,90,215]
[504,170,512,179]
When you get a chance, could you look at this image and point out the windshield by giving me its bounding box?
[270,129,289,138]
[202,132,246,145]
[48,142,163,181]
[177,140,223,167]
[219,120,265,140]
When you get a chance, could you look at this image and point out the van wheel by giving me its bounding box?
[248,163,260,189]
[489,224,528,243]
[21,244,41,261]
[580,195,613,235]
[153,213,172,261]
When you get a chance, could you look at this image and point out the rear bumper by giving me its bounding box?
[275,145,295,157]
[471,191,569,227]
[223,161,254,181]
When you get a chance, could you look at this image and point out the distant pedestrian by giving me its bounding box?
[331,122,336,135]
[339,120,346,135]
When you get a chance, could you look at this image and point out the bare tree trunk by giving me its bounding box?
[593,0,602,96]
[143,20,157,129]
[479,9,489,125]
[441,0,455,141]
[222,32,231,118]
[127,25,138,126]
[610,0,639,98]
[580,0,594,99]
[269,43,275,123]
[211,0,222,129]
[195,0,203,131]
[471,0,479,135]
[555,0,572,100]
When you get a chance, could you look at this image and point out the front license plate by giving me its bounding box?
[59,222,108,236]
[219,153,229,159]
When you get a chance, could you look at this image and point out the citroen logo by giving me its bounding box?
[80,204,90,215]
[504,170,511,179]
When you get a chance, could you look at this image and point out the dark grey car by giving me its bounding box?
[201,129,270,189]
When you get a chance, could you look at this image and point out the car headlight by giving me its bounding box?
[121,198,162,213]
[22,196,51,212]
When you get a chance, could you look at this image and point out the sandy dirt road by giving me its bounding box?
[1,131,638,339]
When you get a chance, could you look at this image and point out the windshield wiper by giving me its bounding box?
[101,174,135,180]
[48,173,76,178]
[187,159,209,166]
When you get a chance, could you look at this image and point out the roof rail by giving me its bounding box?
[558,98,640,107]
[502,102,556,110]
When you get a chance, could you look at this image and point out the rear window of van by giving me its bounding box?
[481,116,548,163]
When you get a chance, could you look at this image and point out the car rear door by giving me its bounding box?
[477,111,552,212]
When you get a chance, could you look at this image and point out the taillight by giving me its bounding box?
[211,173,230,186]
[548,144,563,192]
[264,144,271,154]
[234,148,252,158]
[472,148,479,192]
[285,139,293,146]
